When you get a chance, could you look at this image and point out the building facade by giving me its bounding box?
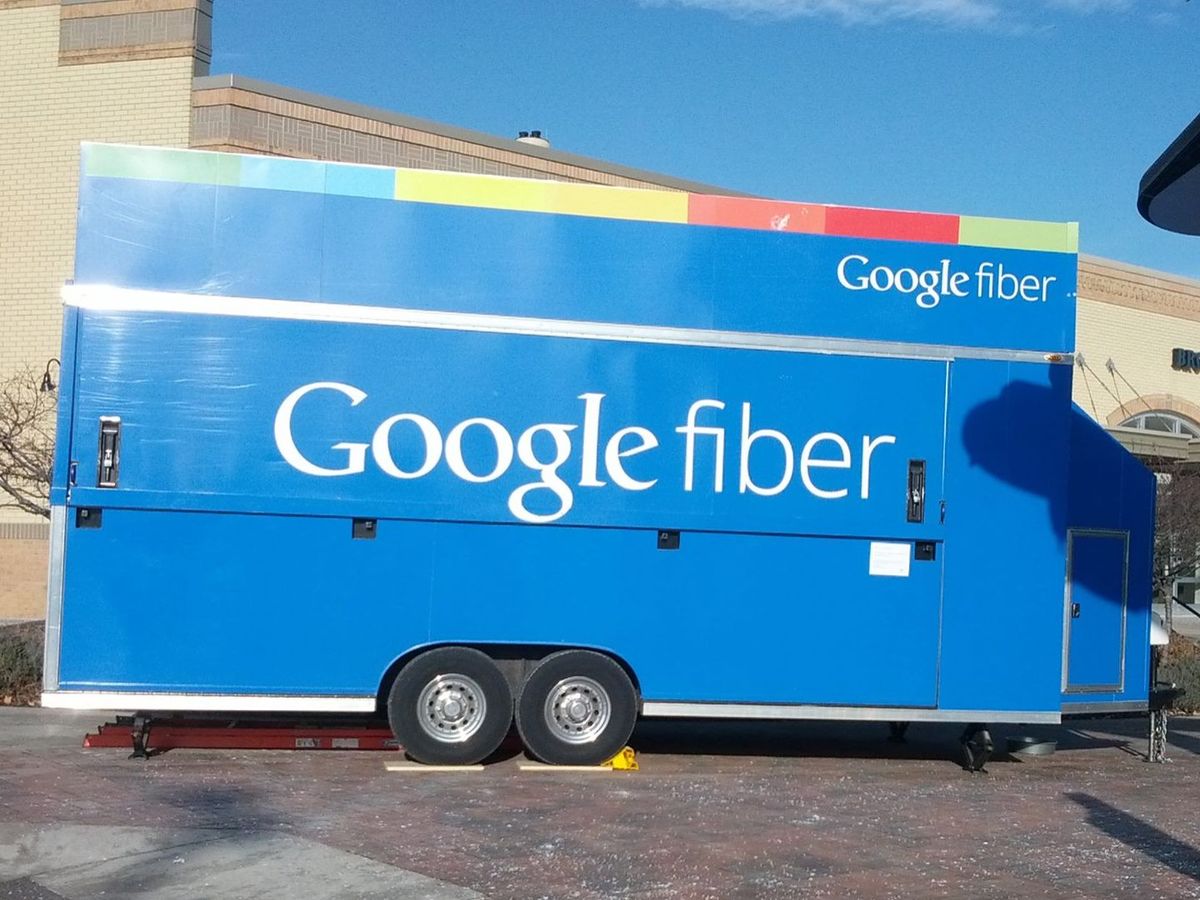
[2,0,1199,619]
[0,0,208,618]
[1076,257,1200,458]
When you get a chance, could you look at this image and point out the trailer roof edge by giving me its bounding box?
[80,142,1080,255]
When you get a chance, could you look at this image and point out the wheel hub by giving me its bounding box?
[417,674,487,744]
[544,676,612,745]
[565,697,589,723]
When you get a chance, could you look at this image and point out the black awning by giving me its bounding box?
[1139,112,1200,235]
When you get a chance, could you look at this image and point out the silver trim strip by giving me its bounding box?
[62,285,1073,366]
[41,505,67,693]
[641,701,1061,725]
[1062,700,1147,716]
[40,691,378,713]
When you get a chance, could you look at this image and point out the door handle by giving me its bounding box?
[906,460,926,523]
[1071,602,1081,619]
[97,417,120,488]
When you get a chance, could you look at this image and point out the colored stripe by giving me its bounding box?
[687,195,825,234]
[81,144,1079,254]
[239,155,326,193]
[84,143,241,186]
[394,168,690,224]
[824,206,960,245]
[959,216,1078,253]
[325,163,396,200]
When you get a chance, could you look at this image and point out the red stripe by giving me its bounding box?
[824,207,960,244]
[688,194,826,234]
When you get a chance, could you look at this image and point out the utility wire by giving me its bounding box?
[1076,359,1101,420]
[1078,357,1128,415]
[1110,363,1155,416]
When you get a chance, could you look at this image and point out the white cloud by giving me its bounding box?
[1043,0,1130,11]
[644,0,1142,27]
[645,0,999,25]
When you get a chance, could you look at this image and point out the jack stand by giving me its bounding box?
[129,715,152,760]
[1148,708,1169,764]
[888,722,909,743]
[1147,683,1184,764]
[960,723,992,773]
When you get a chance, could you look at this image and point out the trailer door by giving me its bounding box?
[1064,529,1128,693]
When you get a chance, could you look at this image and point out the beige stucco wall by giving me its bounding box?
[0,532,48,621]
[1074,260,1200,430]
[1074,298,1200,428]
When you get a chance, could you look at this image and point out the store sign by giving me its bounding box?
[1173,348,1200,372]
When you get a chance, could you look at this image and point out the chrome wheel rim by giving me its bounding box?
[417,673,487,743]
[543,676,611,745]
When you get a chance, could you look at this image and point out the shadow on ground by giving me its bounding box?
[629,716,1150,765]
[1067,792,1200,883]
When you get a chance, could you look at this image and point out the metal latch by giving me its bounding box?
[906,459,926,523]
[97,417,120,488]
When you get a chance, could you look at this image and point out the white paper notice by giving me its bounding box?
[868,541,911,578]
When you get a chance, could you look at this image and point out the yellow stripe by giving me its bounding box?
[394,169,689,224]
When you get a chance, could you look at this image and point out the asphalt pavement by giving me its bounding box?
[3,708,1200,899]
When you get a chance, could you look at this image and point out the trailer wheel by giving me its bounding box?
[516,650,637,766]
[387,647,513,765]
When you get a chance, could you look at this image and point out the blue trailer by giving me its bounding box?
[41,144,1156,766]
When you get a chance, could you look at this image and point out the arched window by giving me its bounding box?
[1120,411,1200,438]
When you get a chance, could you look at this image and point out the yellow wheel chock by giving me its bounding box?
[603,746,639,770]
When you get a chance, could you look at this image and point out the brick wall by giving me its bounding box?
[0,5,197,391]
[0,2,200,612]
[191,102,597,183]
[189,80,720,193]
[59,0,212,68]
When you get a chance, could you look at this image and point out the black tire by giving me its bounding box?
[516,650,638,766]
[387,647,512,765]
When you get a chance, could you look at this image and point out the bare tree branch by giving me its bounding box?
[1152,459,1200,603]
[0,368,55,520]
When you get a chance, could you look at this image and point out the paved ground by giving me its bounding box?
[3,709,1200,899]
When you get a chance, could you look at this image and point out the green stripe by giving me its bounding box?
[84,144,241,186]
[958,216,1078,254]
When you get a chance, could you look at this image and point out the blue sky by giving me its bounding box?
[213,1,1199,276]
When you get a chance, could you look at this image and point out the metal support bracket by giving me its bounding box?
[129,714,152,760]
[1148,709,1170,764]
[1147,682,1184,764]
